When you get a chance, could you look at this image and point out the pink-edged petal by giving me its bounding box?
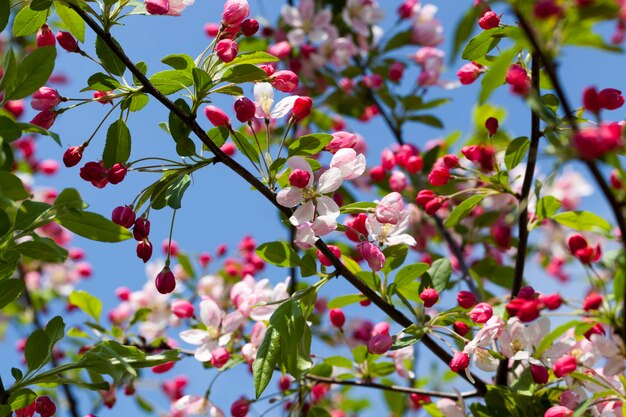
[290,200,315,225]
[194,342,214,362]
[317,167,344,193]
[180,329,208,345]
[276,186,304,207]
[271,96,298,119]
[287,156,314,184]
[199,298,223,329]
[222,311,244,334]
[294,222,318,249]
[316,195,340,218]
[281,5,302,26]
[311,215,337,236]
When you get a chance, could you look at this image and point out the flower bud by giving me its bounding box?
[326,131,357,153]
[107,163,127,184]
[367,333,393,355]
[453,321,469,336]
[5,100,25,119]
[36,25,56,48]
[442,154,459,169]
[388,62,405,82]
[79,161,108,184]
[425,198,443,215]
[583,322,605,340]
[30,109,57,130]
[292,96,312,120]
[56,31,80,53]
[598,88,624,110]
[420,288,439,307]
[231,397,250,417]
[234,97,256,122]
[345,213,368,242]
[259,64,276,77]
[539,293,562,310]
[35,396,56,417]
[15,401,36,417]
[38,159,59,175]
[457,62,483,85]
[222,0,250,26]
[111,205,136,228]
[270,70,299,93]
[216,39,238,63]
[449,351,470,372]
[94,91,113,105]
[316,245,341,267]
[553,355,577,378]
[478,10,500,30]
[415,190,436,207]
[375,192,404,225]
[155,266,176,294]
[210,347,230,368]
[204,23,220,37]
[171,299,194,318]
[137,240,153,263]
[582,291,603,311]
[151,361,175,373]
[31,87,63,111]
[405,155,423,173]
[544,406,573,417]
[530,364,549,384]
[505,64,530,95]
[204,105,231,127]
[358,242,386,272]
[133,217,151,241]
[485,117,499,136]
[63,145,84,167]
[583,86,601,114]
[369,166,385,182]
[409,393,431,409]
[241,18,259,36]
[469,302,493,323]
[145,0,169,14]
[329,308,346,328]
[428,166,451,186]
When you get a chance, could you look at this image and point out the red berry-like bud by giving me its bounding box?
[136,240,153,263]
[230,397,250,417]
[107,163,127,184]
[155,266,176,294]
[443,154,460,168]
[205,105,231,127]
[151,361,175,373]
[80,161,108,187]
[369,165,386,182]
[598,88,624,110]
[270,70,299,93]
[15,401,36,417]
[35,396,56,417]
[171,299,194,318]
[478,10,500,30]
[425,198,443,215]
[428,166,451,186]
[30,109,57,130]
[288,169,311,188]
[582,291,603,311]
[210,347,230,368]
[316,245,341,267]
[505,64,531,95]
[530,364,549,384]
[216,39,239,63]
[133,217,151,241]
[453,321,470,336]
[539,293,562,310]
[234,97,256,123]
[415,190,435,207]
[329,308,346,328]
[31,87,63,111]
[292,96,312,120]
[145,0,169,14]
[345,213,368,242]
[36,25,56,48]
[111,205,136,228]
[405,155,423,173]
[388,62,405,82]
[419,288,439,307]
[457,291,477,308]
[63,145,84,167]
[553,355,577,378]
[241,19,259,36]
[457,62,483,85]
[469,302,493,323]
[485,117,499,136]
[544,406,574,417]
[449,351,470,372]
[367,333,393,354]
[56,31,80,52]
[583,86,601,114]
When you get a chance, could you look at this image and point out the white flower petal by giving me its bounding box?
[316,196,340,218]
[194,343,214,362]
[199,299,223,329]
[318,167,344,194]
[271,96,298,119]
[180,329,208,345]
[277,186,304,207]
[290,200,315,225]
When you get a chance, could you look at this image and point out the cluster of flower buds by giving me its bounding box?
[505,63,531,96]
[567,234,601,265]
[36,23,81,53]
[505,286,562,322]
[79,161,127,188]
[15,396,56,417]
[415,189,445,215]
[583,87,624,114]
[572,122,623,160]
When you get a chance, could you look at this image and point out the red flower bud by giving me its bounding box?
[388,62,405,82]
[151,361,175,373]
[453,321,470,336]
[30,109,57,130]
[544,406,574,417]
[63,145,84,167]
[288,168,311,188]
[443,154,459,168]
[428,166,451,186]
[155,266,176,294]
[35,396,56,417]
[457,62,483,85]
[345,213,368,242]
[241,18,259,36]
[111,205,136,228]
[107,163,127,184]
[329,308,346,328]
[369,165,386,182]
[36,25,56,48]
[553,355,577,378]
[145,0,169,14]
[409,393,431,409]
[415,190,436,207]
[469,302,493,323]
[420,288,439,307]
[539,293,562,310]
[485,117,499,136]
[449,351,470,372]
[367,333,393,354]
[598,88,624,110]
[292,96,312,120]
[270,70,299,93]
[530,364,549,384]
[316,245,341,267]
[56,31,80,52]
[234,97,256,122]
[211,347,230,368]
[505,64,531,95]
[582,291,603,311]
[358,241,386,271]
[79,161,108,188]
[204,105,231,127]
[216,39,238,63]
[136,240,153,263]
[31,87,63,111]
[133,217,151,241]
[231,397,250,417]
[15,401,36,417]
[457,291,477,308]
[478,10,500,30]
[583,86,601,114]
[222,0,250,26]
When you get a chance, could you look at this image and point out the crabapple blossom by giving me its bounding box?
[253,83,298,119]
[281,0,334,45]
[341,0,385,37]
[469,302,493,323]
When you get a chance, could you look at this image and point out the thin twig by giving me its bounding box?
[305,374,479,399]
[495,53,542,386]
[69,6,488,395]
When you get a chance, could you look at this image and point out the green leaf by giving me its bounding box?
[535,320,579,357]
[394,263,429,289]
[427,258,452,294]
[127,94,149,112]
[8,389,37,412]
[288,133,333,157]
[69,290,103,322]
[208,126,229,148]
[161,54,195,70]
[25,329,51,371]
[56,211,132,242]
[462,28,501,61]
[103,119,131,168]
[44,316,65,348]
[0,279,25,308]
[270,300,312,378]
[256,241,300,267]
[407,114,444,129]
[220,64,268,83]
[165,174,191,209]
[382,245,408,275]
[0,172,30,200]
[5,46,56,101]
[55,2,85,42]
[231,131,260,163]
[479,47,518,104]
[534,196,561,225]
[451,6,479,62]
[82,72,122,92]
[504,137,530,171]
[169,98,192,142]
[192,67,213,95]
[0,116,22,142]
[31,0,52,11]
[12,7,47,36]
[228,51,279,66]
[383,29,412,52]
[54,188,87,210]
[17,122,61,145]
[553,211,611,233]
[327,294,365,309]
[150,70,193,95]
[339,201,377,215]
[444,195,485,228]
[15,201,53,231]
[0,251,20,282]
[253,326,280,398]
[95,37,126,77]
[176,137,195,157]
[0,0,9,32]
[0,210,11,238]
[16,238,68,263]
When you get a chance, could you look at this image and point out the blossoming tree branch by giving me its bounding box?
[1,0,626,416]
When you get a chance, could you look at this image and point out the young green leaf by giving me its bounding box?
[0,279,25,308]
[69,290,103,322]
[56,211,133,242]
[256,241,300,267]
[504,137,530,171]
[24,329,51,371]
[445,195,485,228]
[95,37,126,77]
[253,326,281,398]
[12,7,47,36]
[5,46,56,101]
[103,119,132,168]
[553,211,611,233]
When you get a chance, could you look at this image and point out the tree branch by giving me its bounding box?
[513,7,626,339]
[495,53,542,386]
[69,6,487,395]
[305,374,479,399]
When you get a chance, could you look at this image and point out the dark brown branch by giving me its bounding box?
[69,6,488,395]
[513,7,626,340]
[305,374,479,399]
[495,53,542,386]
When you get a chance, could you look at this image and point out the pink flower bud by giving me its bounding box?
[241,18,259,36]
[316,245,341,267]
[559,390,580,410]
[375,192,404,225]
[425,198,443,215]
[530,364,549,384]
[145,0,169,14]
[292,96,312,120]
[270,70,299,93]
[583,86,601,114]
[389,170,408,192]
[15,402,36,417]
[63,145,84,167]
[442,154,459,169]
[583,322,605,340]
[358,242,386,271]
[30,109,57,130]
[31,87,63,111]
[539,293,562,310]
[115,287,131,301]
[453,321,469,336]
[420,288,439,307]
[457,62,483,85]
[107,163,127,184]
[553,355,577,378]
[133,217,151,241]
[155,266,176,294]
[478,10,500,30]
[199,252,212,267]
[409,393,431,409]
[345,213,368,242]
[111,205,136,228]
[582,291,603,311]
[222,0,250,26]
[406,155,423,173]
[38,159,59,175]
[259,64,276,77]
[171,299,194,318]
[231,397,250,417]
[5,100,25,119]
[94,90,113,104]
[572,123,623,160]
[388,62,405,82]
[505,64,531,95]
[35,396,56,417]
[469,302,493,323]
[221,142,236,155]
[268,41,291,60]
[204,23,220,37]
[369,165,385,182]
[56,31,80,52]
[234,97,255,122]
[204,105,231,127]
[326,131,357,153]
[137,240,153,263]
[216,39,238,63]
[329,308,346,328]
[415,190,436,207]
[397,0,417,19]
[428,166,451,186]
[449,351,470,372]
[598,88,624,110]
[544,406,573,417]
[36,25,56,48]
[367,333,393,354]
[151,361,175,373]
[485,117,499,136]
[210,347,230,368]
[79,161,107,184]
[534,0,562,18]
